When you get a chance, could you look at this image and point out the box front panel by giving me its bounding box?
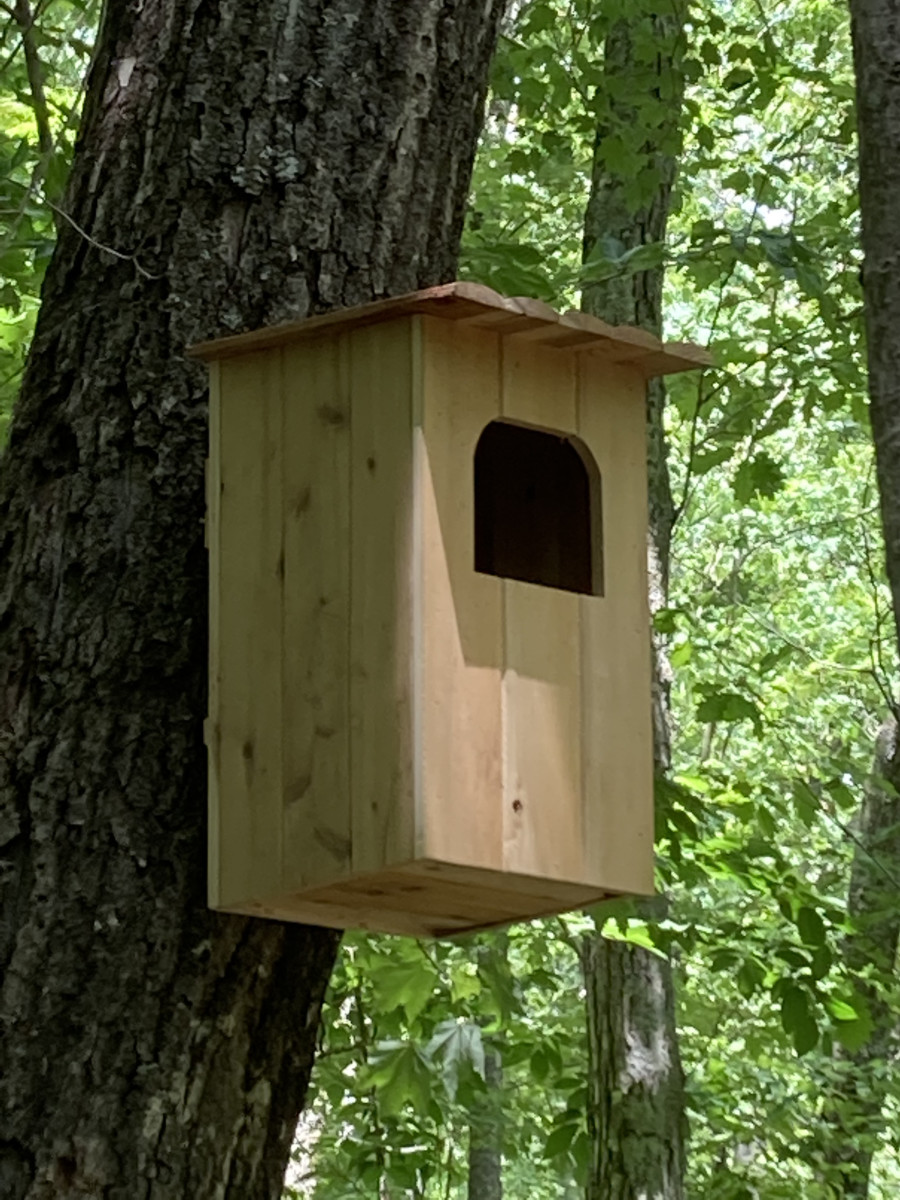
[348,321,418,873]
[577,358,654,894]
[498,342,585,882]
[417,318,505,871]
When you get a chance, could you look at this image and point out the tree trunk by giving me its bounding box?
[839,6,900,1193]
[817,720,900,1196]
[0,1,504,1196]
[467,1046,503,1200]
[850,0,900,650]
[579,11,688,1200]
[582,939,685,1200]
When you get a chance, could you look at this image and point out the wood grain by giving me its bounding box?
[499,341,584,882]
[207,309,658,932]
[577,358,655,894]
[348,320,417,873]
[189,281,711,377]
[211,349,284,908]
[281,336,353,891]
[416,317,505,870]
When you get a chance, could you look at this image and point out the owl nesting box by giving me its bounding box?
[192,282,709,937]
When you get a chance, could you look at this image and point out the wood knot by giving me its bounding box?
[317,405,346,427]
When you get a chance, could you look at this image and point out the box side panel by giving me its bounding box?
[209,350,285,908]
[349,320,417,873]
[416,317,504,869]
[499,342,584,881]
[280,336,353,891]
[206,362,222,905]
[577,358,654,893]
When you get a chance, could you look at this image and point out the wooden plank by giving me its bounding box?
[187,282,708,380]
[629,347,714,377]
[219,853,628,936]
[508,325,603,348]
[280,336,353,891]
[499,342,585,882]
[317,869,528,923]
[349,320,417,874]
[405,859,611,907]
[211,349,285,909]
[206,362,222,906]
[226,858,621,937]
[416,317,505,871]
[577,358,655,895]
[224,892,462,938]
[189,283,505,360]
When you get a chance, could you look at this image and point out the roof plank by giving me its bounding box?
[188,281,713,377]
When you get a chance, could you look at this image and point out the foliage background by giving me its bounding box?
[2,0,898,1196]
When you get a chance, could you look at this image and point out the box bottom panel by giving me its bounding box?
[213,859,642,937]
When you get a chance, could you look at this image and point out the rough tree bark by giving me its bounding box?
[817,722,900,1196]
[838,4,900,1194]
[851,0,900,654]
[467,1045,503,1200]
[0,1,504,1196]
[579,9,689,1199]
[582,939,684,1200]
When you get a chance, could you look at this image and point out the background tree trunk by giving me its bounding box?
[850,0,900,652]
[817,720,900,1196]
[840,4,900,1193]
[467,1045,503,1200]
[0,1,504,1196]
[582,939,684,1200]
[579,10,689,1199]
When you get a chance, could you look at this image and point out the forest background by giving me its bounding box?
[1,0,898,1197]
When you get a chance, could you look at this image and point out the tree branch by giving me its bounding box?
[13,0,53,160]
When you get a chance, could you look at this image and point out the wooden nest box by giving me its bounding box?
[192,282,709,937]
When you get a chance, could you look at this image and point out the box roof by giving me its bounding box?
[189,281,712,378]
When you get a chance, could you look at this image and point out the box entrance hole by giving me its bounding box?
[474,420,603,596]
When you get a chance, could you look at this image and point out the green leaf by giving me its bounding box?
[791,780,819,828]
[723,66,754,90]
[780,984,807,1034]
[696,690,763,734]
[652,607,682,634]
[696,124,715,152]
[757,231,796,269]
[736,958,765,998]
[603,923,667,957]
[796,906,826,948]
[597,133,644,178]
[826,998,857,1021]
[449,963,481,1004]
[700,39,720,67]
[545,1122,578,1158]
[369,954,438,1024]
[692,445,736,475]
[811,945,833,980]
[733,453,785,503]
[780,985,818,1054]
[477,947,521,1023]
[587,895,637,926]
[831,999,874,1051]
[366,1040,434,1116]
[427,1019,485,1099]
[669,640,693,667]
[0,284,20,312]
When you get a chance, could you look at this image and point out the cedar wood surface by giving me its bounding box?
[203,285,705,935]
